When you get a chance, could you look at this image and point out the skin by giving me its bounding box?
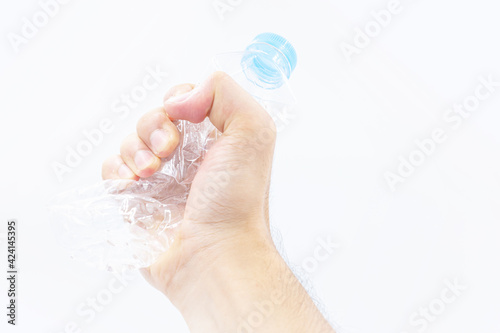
[102,72,335,333]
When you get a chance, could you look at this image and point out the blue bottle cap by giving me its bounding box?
[241,33,297,89]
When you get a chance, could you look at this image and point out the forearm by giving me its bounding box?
[169,230,334,333]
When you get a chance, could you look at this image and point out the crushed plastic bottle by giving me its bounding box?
[50,33,298,272]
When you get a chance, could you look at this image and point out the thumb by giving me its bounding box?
[163,71,276,143]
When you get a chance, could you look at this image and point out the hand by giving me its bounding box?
[102,72,334,332]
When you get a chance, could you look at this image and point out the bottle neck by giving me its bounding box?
[241,42,291,90]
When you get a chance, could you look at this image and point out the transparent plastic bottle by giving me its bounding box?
[51,33,298,272]
[212,32,297,119]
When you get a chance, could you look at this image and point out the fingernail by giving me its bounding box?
[118,164,135,179]
[165,88,196,104]
[150,129,169,154]
[134,150,156,170]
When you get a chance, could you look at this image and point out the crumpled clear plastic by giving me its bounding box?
[50,118,218,272]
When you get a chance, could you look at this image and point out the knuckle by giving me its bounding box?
[211,71,231,84]
[120,134,137,153]
[137,110,165,133]
[101,155,119,178]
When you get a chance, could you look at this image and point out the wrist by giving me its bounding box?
[152,221,274,302]
[148,222,334,333]
[178,235,285,332]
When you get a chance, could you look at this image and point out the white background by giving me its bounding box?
[1,0,500,332]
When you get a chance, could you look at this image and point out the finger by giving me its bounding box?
[163,83,195,106]
[120,133,161,178]
[163,71,276,140]
[101,154,138,180]
[136,107,180,158]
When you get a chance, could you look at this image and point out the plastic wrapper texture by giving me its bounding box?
[50,119,218,272]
